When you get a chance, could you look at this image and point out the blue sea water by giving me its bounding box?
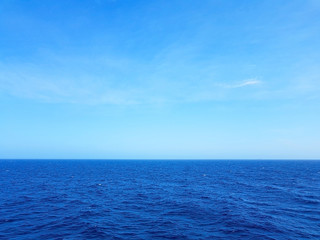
[0,160,319,240]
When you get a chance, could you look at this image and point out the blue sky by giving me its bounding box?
[1,0,320,159]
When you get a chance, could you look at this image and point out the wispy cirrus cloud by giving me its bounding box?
[3,48,318,105]
[220,79,262,89]
[0,47,266,105]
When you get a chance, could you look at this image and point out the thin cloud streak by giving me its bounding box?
[221,79,262,88]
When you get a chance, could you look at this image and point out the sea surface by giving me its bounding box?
[0,160,319,240]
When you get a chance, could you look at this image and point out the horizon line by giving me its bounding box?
[1,158,320,161]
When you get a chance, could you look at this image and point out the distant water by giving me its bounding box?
[0,160,320,239]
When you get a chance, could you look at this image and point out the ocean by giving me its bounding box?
[0,160,319,239]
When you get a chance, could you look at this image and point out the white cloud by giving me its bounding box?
[0,47,265,105]
[222,79,262,88]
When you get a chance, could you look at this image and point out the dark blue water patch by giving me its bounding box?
[0,160,320,239]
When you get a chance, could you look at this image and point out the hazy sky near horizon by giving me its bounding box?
[1,0,320,159]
